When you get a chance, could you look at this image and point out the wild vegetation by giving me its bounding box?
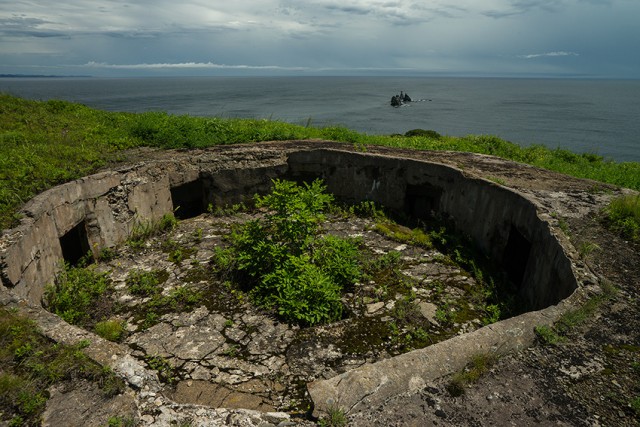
[0,308,124,426]
[1,93,639,233]
[213,179,357,326]
[43,256,113,327]
[602,193,640,242]
[207,179,515,329]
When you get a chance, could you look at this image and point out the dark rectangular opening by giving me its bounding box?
[404,183,443,220]
[59,220,91,266]
[503,225,532,288]
[171,179,205,220]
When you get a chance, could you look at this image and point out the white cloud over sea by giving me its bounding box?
[518,51,580,59]
[1,0,638,77]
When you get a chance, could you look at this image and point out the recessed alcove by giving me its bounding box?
[171,178,205,219]
[404,183,444,220]
[59,220,91,266]
[503,224,533,289]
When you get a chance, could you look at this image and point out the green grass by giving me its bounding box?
[603,194,640,242]
[2,93,639,230]
[536,280,618,346]
[94,319,127,342]
[0,308,124,426]
[318,402,348,427]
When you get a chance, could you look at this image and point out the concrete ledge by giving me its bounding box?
[307,299,571,417]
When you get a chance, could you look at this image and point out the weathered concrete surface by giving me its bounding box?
[307,302,568,417]
[42,380,138,427]
[1,140,621,425]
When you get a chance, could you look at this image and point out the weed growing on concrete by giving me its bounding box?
[579,241,601,259]
[551,212,571,235]
[534,325,565,345]
[631,396,640,416]
[343,199,387,220]
[97,246,118,262]
[127,213,178,250]
[94,319,127,342]
[373,221,433,248]
[318,402,347,427]
[446,354,496,397]
[192,227,203,243]
[555,281,617,335]
[136,286,203,330]
[125,268,203,330]
[488,176,508,186]
[537,280,618,343]
[144,354,178,384]
[362,250,405,290]
[107,415,138,427]
[208,201,249,217]
[126,269,168,297]
[224,345,239,357]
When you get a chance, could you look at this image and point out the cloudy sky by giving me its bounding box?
[1,0,638,78]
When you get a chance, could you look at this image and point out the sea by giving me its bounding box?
[2,76,639,162]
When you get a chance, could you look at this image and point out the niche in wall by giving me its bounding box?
[503,225,532,288]
[171,179,205,219]
[59,220,91,266]
[404,183,443,220]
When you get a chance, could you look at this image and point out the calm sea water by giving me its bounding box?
[2,76,639,162]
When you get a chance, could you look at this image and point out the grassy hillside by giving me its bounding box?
[1,93,639,230]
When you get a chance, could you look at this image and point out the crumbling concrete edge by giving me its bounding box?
[307,292,580,418]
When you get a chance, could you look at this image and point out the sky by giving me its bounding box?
[1,0,638,78]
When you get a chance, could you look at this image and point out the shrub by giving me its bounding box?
[313,235,363,289]
[404,129,442,139]
[223,179,356,326]
[257,255,343,326]
[44,263,112,326]
[230,179,333,280]
[254,178,333,256]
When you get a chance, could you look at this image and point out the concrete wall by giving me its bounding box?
[286,149,577,310]
[1,146,576,311]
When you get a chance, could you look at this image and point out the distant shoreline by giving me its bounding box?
[0,74,92,79]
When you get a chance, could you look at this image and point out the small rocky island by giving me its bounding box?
[391,91,412,107]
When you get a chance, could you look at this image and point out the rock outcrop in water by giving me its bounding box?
[391,91,412,107]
